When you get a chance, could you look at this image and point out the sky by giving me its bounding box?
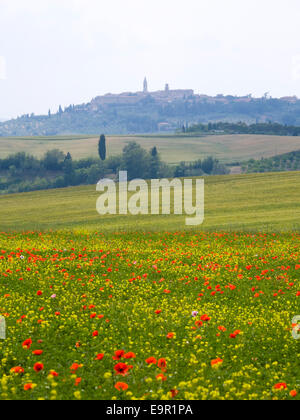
[1,0,300,119]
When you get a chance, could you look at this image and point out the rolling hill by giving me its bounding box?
[1,89,300,136]
[1,134,300,164]
[0,171,299,232]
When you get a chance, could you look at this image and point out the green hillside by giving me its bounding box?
[2,93,300,136]
[0,171,299,232]
[1,134,300,164]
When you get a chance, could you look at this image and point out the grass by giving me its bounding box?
[0,230,299,400]
[1,134,300,164]
[0,172,299,400]
[0,171,300,232]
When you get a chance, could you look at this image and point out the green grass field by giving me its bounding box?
[1,134,300,164]
[0,172,300,400]
[0,171,299,232]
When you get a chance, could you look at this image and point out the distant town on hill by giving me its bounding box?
[1,79,300,136]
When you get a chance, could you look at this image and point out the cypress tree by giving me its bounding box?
[98,134,106,161]
[150,146,160,179]
[62,152,74,186]
[151,146,158,157]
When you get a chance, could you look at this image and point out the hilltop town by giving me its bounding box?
[1,79,300,136]
[90,78,194,107]
[89,78,298,107]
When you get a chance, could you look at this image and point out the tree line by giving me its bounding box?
[3,95,300,137]
[184,121,300,136]
[241,150,300,174]
[0,135,228,194]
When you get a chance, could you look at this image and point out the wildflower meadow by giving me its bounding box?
[0,231,299,400]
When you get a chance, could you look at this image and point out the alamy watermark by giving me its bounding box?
[96,171,204,226]
[0,316,6,340]
[292,316,300,340]
[0,56,7,80]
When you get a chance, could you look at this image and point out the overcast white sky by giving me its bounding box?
[1,0,300,119]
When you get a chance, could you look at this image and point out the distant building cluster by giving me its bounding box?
[90,78,194,108]
[2,77,300,137]
[90,79,300,111]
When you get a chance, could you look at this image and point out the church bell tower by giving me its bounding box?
[143,77,148,93]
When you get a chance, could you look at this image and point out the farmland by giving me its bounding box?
[0,171,299,400]
[1,134,300,164]
[0,230,299,400]
[0,171,300,232]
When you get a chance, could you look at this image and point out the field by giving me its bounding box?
[0,171,299,400]
[1,134,300,164]
[0,230,299,400]
[0,171,300,232]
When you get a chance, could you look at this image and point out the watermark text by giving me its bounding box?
[96,172,204,226]
[0,316,6,340]
[292,316,300,340]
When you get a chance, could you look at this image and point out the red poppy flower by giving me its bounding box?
[95,353,104,361]
[170,389,179,398]
[115,382,129,391]
[114,363,130,376]
[22,338,32,350]
[146,357,157,365]
[211,358,223,368]
[274,382,287,390]
[32,350,43,356]
[157,358,167,369]
[230,330,241,339]
[75,378,82,386]
[10,366,24,374]
[124,352,136,359]
[70,363,82,373]
[113,350,125,360]
[290,390,297,397]
[218,326,227,332]
[33,363,44,373]
[49,370,59,377]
